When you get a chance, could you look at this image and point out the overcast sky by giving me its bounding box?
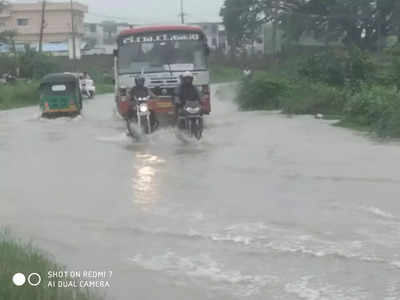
[12,0,225,24]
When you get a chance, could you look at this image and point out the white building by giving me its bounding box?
[83,22,134,54]
[190,22,228,52]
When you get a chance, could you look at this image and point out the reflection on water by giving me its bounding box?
[132,153,164,212]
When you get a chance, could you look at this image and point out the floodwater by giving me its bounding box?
[1,84,400,300]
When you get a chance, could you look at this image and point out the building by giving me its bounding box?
[0,1,88,57]
[83,22,133,54]
[190,22,228,52]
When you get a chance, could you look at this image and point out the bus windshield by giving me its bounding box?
[118,38,208,74]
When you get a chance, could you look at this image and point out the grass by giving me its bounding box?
[96,84,114,95]
[0,81,40,110]
[0,82,114,111]
[0,230,104,300]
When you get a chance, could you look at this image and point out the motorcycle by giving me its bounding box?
[178,100,203,140]
[126,96,158,138]
[80,79,96,98]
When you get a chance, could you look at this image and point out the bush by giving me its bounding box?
[18,49,58,79]
[281,81,346,115]
[343,85,400,137]
[299,47,375,88]
[0,54,17,75]
[236,72,345,115]
[299,50,346,86]
[236,72,290,110]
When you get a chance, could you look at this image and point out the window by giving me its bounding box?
[51,85,67,92]
[17,18,29,26]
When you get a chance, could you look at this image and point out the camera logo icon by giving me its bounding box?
[12,273,41,287]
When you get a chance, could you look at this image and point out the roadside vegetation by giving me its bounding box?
[0,230,104,300]
[209,64,242,83]
[220,0,400,138]
[0,81,40,110]
[0,49,114,110]
[235,47,400,138]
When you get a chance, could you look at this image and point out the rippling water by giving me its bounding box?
[1,84,400,299]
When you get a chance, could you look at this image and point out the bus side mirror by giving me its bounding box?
[113,49,118,57]
[112,79,116,85]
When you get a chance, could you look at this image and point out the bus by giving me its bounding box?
[114,25,211,122]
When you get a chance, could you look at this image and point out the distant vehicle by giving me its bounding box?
[114,25,211,127]
[80,78,96,99]
[1,72,16,85]
[39,73,82,118]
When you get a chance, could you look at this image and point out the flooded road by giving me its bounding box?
[1,84,400,300]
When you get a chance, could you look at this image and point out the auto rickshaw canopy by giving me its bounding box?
[41,73,79,85]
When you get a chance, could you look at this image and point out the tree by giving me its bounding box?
[220,0,260,56]
[286,0,400,50]
[0,30,17,53]
[220,0,400,53]
[221,0,308,55]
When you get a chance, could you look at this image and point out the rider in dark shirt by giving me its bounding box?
[175,71,200,108]
[130,76,150,99]
[175,71,201,128]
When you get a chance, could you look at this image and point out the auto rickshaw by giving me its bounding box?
[39,73,82,118]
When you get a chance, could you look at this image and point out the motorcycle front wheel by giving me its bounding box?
[126,119,137,139]
[193,119,203,140]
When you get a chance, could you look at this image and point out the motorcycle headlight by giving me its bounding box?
[185,106,201,114]
[139,103,148,113]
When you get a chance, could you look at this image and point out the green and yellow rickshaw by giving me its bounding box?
[39,73,82,118]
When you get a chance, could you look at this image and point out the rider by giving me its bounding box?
[129,76,158,130]
[175,71,200,107]
[130,76,151,99]
[175,71,201,128]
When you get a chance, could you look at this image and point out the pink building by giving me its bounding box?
[0,1,87,56]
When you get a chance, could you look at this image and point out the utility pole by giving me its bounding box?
[39,0,46,53]
[70,0,77,71]
[179,0,185,24]
[271,0,278,56]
